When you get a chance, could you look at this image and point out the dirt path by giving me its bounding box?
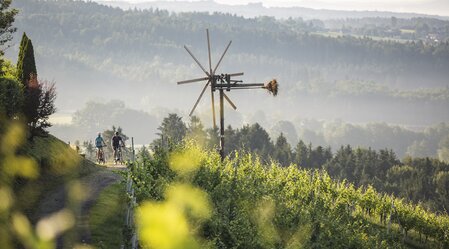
[36,164,127,248]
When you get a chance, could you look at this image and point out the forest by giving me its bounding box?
[6,0,449,129]
[6,0,448,161]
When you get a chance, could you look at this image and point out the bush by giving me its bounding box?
[0,77,22,118]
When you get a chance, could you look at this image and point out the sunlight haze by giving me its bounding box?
[98,0,449,16]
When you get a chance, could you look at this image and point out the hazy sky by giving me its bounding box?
[101,0,449,16]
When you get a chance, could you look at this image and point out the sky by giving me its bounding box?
[99,0,449,16]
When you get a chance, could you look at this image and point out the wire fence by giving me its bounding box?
[121,137,138,249]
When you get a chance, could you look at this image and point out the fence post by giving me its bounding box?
[122,137,138,249]
[131,137,135,163]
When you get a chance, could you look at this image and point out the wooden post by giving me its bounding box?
[131,137,135,162]
[219,89,225,161]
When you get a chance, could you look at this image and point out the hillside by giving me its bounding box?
[97,0,449,20]
[17,134,99,219]
[128,143,449,249]
[2,127,125,248]
[6,0,449,130]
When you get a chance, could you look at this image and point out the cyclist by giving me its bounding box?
[95,133,106,163]
[111,131,125,162]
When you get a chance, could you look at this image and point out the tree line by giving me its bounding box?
[53,100,449,161]
[12,0,449,89]
[152,113,449,213]
[323,16,449,42]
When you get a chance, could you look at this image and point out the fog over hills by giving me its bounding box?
[96,0,449,20]
[5,0,449,156]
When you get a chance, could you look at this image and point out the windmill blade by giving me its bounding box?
[229,72,244,77]
[213,40,232,74]
[184,45,210,76]
[177,76,209,85]
[189,80,211,116]
[211,89,216,128]
[207,29,212,75]
[223,92,237,110]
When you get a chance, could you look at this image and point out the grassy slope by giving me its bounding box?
[18,134,100,221]
[23,134,99,176]
[89,183,126,248]
[19,134,127,247]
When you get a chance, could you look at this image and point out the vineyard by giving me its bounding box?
[128,143,449,249]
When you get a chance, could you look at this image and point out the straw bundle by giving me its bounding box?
[264,79,278,96]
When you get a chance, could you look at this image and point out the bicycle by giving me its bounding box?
[97,146,106,164]
[114,145,124,165]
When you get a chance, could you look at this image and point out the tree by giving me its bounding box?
[239,123,274,161]
[0,0,17,52]
[273,133,293,167]
[24,75,56,135]
[386,165,420,199]
[187,115,207,145]
[16,34,41,134]
[206,127,220,151]
[152,113,187,150]
[390,16,398,28]
[71,100,158,143]
[294,140,309,168]
[17,33,37,89]
[138,145,151,161]
[224,125,239,155]
[14,34,57,136]
[83,140,95,160]
[34,78,56,133]
[0,59,17,78]
[0,77,22,118]
[0,0,17,77]
[434,171,449,210]
[310,145,326,169]
[324,145,356,182]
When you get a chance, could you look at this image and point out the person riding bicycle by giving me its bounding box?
[95,133,106,161]
[111,132,125,161]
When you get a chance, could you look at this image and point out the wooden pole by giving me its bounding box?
[211,87,216,128]
[219,89,225,161]
[131,137,135,163]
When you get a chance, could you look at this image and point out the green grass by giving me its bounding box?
[23,134,99,177]
[16,134,101,222]
[89,183,126,249]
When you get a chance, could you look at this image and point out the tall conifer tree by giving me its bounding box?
[17,32,37,87]
[17,33,41,132]
[16,32,28,70]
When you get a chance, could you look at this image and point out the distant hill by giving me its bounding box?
[7,0,449,131]
[96,0,449,20]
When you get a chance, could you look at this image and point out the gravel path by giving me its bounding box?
[36,164,127,248]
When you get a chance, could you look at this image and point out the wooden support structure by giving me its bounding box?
[178,29,277,161]
[219,89,225,159]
